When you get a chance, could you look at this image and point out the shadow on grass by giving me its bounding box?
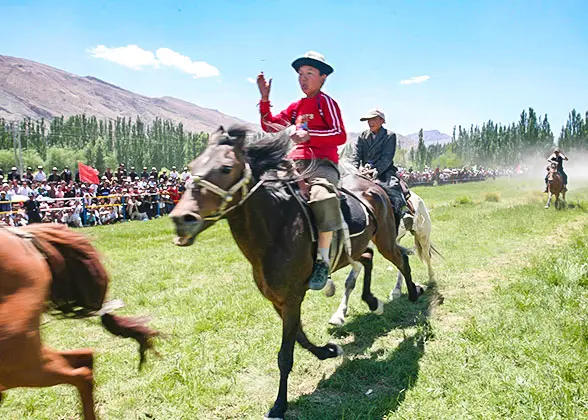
[288,281,442,420]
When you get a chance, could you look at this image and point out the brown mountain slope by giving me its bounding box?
[0,54,258,133]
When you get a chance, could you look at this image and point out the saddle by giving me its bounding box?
[285,178,371,273]
[358,165,414,215]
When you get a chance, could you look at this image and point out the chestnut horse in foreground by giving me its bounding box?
[0,224,158,420]
[545,163,566,209]
[171,125,423,420]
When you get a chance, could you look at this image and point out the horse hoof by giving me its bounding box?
[328,315,345,326]
[374,299,385,315]
[416,285,425,296]
[544,205,549,209]
[389,289,402,300]
[323,279,336,298]
[327,342,344,357]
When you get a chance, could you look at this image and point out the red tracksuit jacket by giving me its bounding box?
[259,91,346,163]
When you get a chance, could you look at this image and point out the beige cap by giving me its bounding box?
[360,109,386,122]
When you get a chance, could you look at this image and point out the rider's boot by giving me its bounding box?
[308,232,332,290]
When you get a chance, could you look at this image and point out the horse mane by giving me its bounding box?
[226,125,294,179]
[22,223,109,317]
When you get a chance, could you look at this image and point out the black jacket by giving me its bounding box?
[352,128,397,182]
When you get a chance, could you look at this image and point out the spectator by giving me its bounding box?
[24,193,42,223]
[8,167,20,182]
[62,166,73,183]
[48,167,61,183]
[34,166,47,182]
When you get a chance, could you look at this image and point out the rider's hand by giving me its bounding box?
[290,129,310,144]
[257,72,271,101]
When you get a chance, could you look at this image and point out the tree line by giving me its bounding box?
[0,115,208,173]
[406,108,587,170]
[1,107,587,173]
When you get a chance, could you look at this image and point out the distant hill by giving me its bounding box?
[0,54,258,134]
[405,130,452,148]
[346,129,451,150]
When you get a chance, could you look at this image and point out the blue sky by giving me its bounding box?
[1,0,587,136]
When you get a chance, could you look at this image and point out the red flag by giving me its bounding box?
[78,161,99,184]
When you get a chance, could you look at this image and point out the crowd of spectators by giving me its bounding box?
[398,165,521,187]
[0,164,189,227]
[1,162,524,228]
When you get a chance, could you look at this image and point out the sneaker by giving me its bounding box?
[308,260,329,290]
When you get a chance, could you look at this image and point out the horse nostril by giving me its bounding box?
[184,214,198,223]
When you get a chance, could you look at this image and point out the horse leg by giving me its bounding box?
[265,301,302,420]
[376,236,423,302]
[417,234,435,282]
[545,192,551,208]
[295,326,343,359]
[60,348,94,370]
[391,270,403,300]
[328,261,362,325]
[324,277,336,298]
[359,249,385,314]
[4,346,95,420]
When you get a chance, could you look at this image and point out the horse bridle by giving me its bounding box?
[190,163,259,221]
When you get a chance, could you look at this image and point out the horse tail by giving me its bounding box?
[22,224,159,369]
[429,243,444,260]
[22,224,108,317]
[100,313,159,370]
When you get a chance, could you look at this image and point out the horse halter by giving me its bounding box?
[190,163,254,221]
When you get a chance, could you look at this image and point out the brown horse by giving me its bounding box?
[0,224,158,420]
[545,163,566,209]
[170,125,423,420]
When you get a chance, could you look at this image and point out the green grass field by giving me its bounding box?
[2,177,587,419]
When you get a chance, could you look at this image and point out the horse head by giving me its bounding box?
[171,125,249,246]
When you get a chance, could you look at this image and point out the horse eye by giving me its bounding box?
[221,165,233,174]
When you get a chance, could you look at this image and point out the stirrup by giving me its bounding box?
[308,260,329,290]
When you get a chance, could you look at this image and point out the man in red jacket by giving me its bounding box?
[257,51,347,290]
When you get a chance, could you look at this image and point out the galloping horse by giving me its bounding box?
[327,173,441,326]
[0,224,158,420]
[545,163,566,209]
[171,125,423,420]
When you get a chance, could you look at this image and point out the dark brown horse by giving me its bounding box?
[170,125,422,420]
[0,224,158,420]
[545,163,566,209]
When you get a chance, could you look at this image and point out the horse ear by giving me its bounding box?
[226,126,249,153]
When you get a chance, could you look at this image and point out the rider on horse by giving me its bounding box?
[544,147,568,192]
[351,108,414,232]
[257,51,347,291]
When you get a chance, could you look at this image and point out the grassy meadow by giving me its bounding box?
[1,177,587,419]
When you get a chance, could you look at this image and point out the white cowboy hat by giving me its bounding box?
[291,51,334,75]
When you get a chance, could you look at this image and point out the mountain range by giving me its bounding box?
[0,54,450,144]
[0,55,256,133]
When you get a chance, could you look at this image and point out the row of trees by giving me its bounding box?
[1,108,586,173]
[0,115,208,173]
[408,108,587,170]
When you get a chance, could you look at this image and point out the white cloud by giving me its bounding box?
[155,48,219,78]
[246,77,255,84]
[88,45,158,70]
[88,44,219,78]
[400,75,431,85]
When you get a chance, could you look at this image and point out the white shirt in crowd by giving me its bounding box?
[34,171,47,182]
